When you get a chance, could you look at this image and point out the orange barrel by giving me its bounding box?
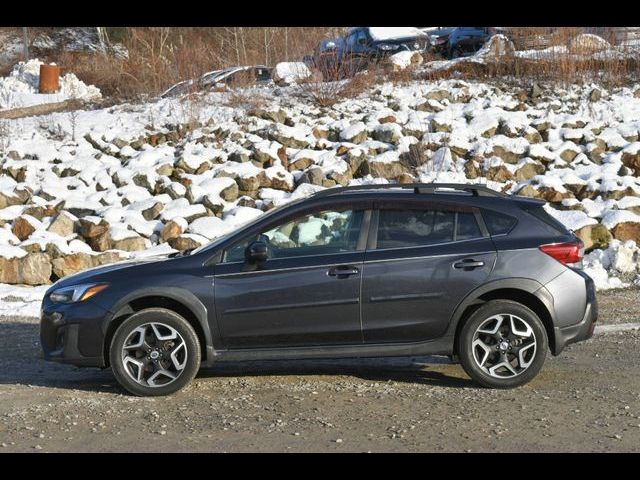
[39,64,61,94]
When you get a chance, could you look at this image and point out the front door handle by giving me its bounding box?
[453,259,485,270]
[328,265,360,278]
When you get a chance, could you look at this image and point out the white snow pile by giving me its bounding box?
[0,283,49,317]
[273,62,312,85]
[583,240,640,290]
[0,59,102,110]
[389,51,423,70]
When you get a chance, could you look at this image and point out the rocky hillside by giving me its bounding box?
[1,73,640,289]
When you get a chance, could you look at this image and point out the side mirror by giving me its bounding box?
[245,239,268,263]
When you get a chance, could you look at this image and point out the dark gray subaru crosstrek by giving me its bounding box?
[40,183,598,396]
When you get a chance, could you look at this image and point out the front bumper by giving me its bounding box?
[40,300,110,368]
[552,273,598,355]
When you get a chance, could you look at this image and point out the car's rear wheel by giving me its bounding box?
[109,308,201,396]
[457,300,548,388]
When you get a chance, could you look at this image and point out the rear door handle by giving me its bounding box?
[328,265,360,278]
[453,259,485,269]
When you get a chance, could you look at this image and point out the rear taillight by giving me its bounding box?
[539,241,584,267]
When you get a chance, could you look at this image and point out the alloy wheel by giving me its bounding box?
[121,322,188,388]
[471,314,537,379]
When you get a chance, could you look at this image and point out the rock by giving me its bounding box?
[388,51,423,71]
[587,140,607,164]
[52,253,94,278]
[249,108,287,124]
[575,224,612,251]
[622,152,640,176]
[516,185,541,199]
[425,89,451,102]
[219,182,239,202]
[463,160,481,179]
[378,115,396,124]
[611,222,640,243]
[523,127,543,144]
[340,122,368,144]
[588,88,602,102]
[47,211,77,237]
[493,145,525,164]
[142,202,164,221]
[12,216,37,241]
[0,253,52,285]
[297,167,325,186]
[312,126,329,139]
[515,161,545,181]
[361,159,409,179]
[23,205,57,221]
[160,220,185,243]
[112,236,147,252]
[634,88,640,99]
[168,235,203,251]
[79,219,109,239]
[530,83,542,99]
[486,165,514,183]
[268,124,312,149]
[431,119,452,133]
[228,151,251,163]
[559,144,581,163]
[88,232,111,252]
[371,123,402,144]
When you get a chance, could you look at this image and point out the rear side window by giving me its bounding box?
[375,208,483,249]
[481,209,517,236]
[456,211,482,240]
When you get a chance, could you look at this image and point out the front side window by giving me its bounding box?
[375,208,483,249]
[225,209,364,262]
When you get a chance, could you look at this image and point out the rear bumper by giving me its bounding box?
[552,273,598,355]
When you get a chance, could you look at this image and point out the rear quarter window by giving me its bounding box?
[481,209,517,236]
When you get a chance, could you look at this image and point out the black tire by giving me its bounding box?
[109,308,201,397]
[456,300,548,389]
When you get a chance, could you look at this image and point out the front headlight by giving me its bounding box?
[49,283,109,304]
[378,43,399,51]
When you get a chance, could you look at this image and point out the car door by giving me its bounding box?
[214,205,370,349]
[361,201,497,344]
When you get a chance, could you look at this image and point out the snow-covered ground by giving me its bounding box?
[0,59,101,110]
[1,57,640,296]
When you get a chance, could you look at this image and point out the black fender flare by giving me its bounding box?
[444,278,556,339]
[102,287,213,354]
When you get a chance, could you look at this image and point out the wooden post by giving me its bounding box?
[23,27,29,61]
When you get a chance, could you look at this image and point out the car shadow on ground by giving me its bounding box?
[0,321,475,393]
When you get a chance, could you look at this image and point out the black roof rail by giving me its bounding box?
[311,183,509,199]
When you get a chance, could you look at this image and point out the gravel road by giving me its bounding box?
[1,289,640,452]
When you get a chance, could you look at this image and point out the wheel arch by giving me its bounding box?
[102,288,213,367]
[448,279,558,355]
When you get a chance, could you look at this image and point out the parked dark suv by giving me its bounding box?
[40,183,597,396]
[339,27,429,77]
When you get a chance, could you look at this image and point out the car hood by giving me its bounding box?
[49,254,173,291]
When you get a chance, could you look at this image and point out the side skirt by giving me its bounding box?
[201,335,454,365]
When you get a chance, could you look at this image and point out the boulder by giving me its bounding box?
[88,232,111,252]
[0,253,52,285]
[611,222,640,243]
[486,165,514,183]
[141,202,164,221]
[79,218,109,239]
[297,167,325,186]
[371,123,402,144]
[340,122,368,144]
[12,216,37,241]
[52,253,94,278]
[168,235,203,251]
[47,211,77,237]
[515,161,545,181]
[160,219,185,243]
[112,236,148,252]
[622,152,640,176]
[575,223,612,251]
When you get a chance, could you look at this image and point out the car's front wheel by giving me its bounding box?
[457,300,548,389]
[109,308,201,396]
